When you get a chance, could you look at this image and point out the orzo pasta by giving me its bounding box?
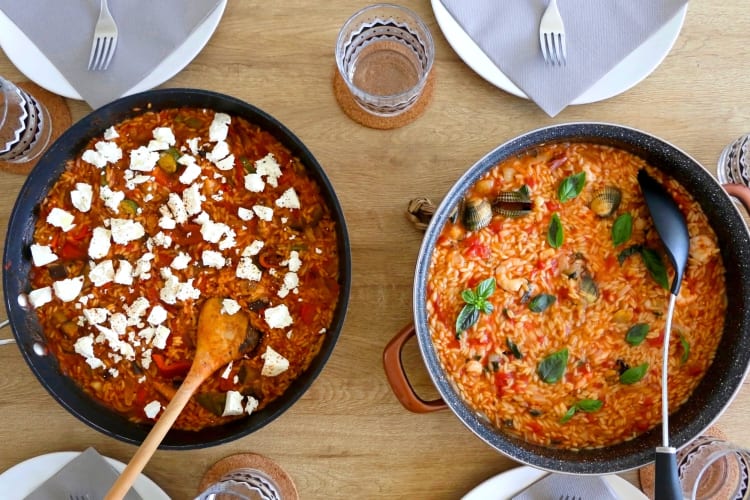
[26,107,340,431]
[426,142,725,449]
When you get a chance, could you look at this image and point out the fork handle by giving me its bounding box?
[654,447,682,500]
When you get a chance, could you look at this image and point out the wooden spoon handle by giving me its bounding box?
[105,373,205,500]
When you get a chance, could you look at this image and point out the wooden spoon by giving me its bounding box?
[106,297,252,500]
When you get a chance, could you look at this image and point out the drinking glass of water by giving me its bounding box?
[335,4,434,117]
[0,76,52,163]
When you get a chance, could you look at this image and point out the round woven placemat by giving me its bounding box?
[333,67,435,130]
[638,426,736,499]
[197,453,299,499]
[0,81,72,175]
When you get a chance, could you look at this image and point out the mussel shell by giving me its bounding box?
[462,198,493,231]
[590,186,622,217]
[579,274,599,303]
[492,190,533,218]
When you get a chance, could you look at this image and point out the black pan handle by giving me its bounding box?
[655,447,682,500]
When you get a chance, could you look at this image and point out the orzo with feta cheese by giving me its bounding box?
[426,142,726,449]
[26,107,341,430]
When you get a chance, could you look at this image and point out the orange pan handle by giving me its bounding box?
[383,322,447,413]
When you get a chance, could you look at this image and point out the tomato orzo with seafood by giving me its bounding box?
[26,107,340,431]
[426,142,725,449]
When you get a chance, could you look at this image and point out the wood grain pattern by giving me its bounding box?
[1,1,750,498]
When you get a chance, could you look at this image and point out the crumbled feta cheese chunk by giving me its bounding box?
[103,126,119,140]
[221,361,234,379]
[245,396,259,415]
[287,251,302,272]
[152,325,171,349]
[215,154,235,171]
[242,240,265,257]
[253,205,273,221]
[89,260,115,287]
[238,207,254,221]
[151,127,176,148]
[28,287,53,308]
[244,173,265,192]
[71,183,93,212]
[275,188,300,209]
[222,390,244,416]
[261,346,290,376]
[114,259,134,285]
[178,158,202,184]
[147,305,168,325]
[109,219,145,244]
[88,227,112,259]
[278,272,299,299]
[171,252,191,270]
[53,276,84,302]
[83,308,109,325]
[126,297,151,325]
[255,153,282,187]
[221,299,241,315]
[236,257,262,281]
[46,208,75,232]
[182,183,203,216]
[74,334,104,369]
[100,186,125,213]
[209,113,231,142]
[207,140,230,163]
[30,244,58,267]
[130,146,159,172]
[202,250,226,269]
[144,400,162,419]
[82,141,122,168]
[264,304,293,329]
[167,193,188,224]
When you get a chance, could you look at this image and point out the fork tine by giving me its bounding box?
[540,33,550,63]
[87,39,101,70]
[101,37,117,70]
[96,38,112,71]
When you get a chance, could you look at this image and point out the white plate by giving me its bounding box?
[432,0,687,104]
[0,0,227,100]
[0,451,169,499]
[462,466,648,500]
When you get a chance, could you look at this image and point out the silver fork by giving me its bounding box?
[87,0,118,71]
[558,496,582,500]
[539,0,566,65]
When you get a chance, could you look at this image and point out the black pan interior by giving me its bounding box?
[2,89,352,449]
[414,122,750,473]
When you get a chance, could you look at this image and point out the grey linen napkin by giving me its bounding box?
[23,447,142,500]
[0,0,222,109]
[439,0,688,117]
[511,472,618,500]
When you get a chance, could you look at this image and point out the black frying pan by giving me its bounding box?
[3,88,351,449]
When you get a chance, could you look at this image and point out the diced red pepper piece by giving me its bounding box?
[152,353,192,379]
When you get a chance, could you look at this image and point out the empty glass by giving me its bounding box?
[678,437,750,500]
[0,76,52,163]
[335,4,434,117]
[194,468,281,500]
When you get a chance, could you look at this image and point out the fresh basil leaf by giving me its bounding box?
[618,244,643,265]
[506,337,523,359]
[576,399,603,412]
[538,348,568,383]
[625,323,650,346]
[612,213,633,246]
[455,305,480,337]
[680,335,690,364]
[479,302,494,314]
[619,363,649,384]
[547,213,563,249]
[560,406,577,423]
[529,293,556,313]
[475,277,496,300]
[558,172,586,202]
[461,289,477,305]
[640,248,669,290]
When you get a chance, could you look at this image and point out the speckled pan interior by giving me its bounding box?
[413,122,750,474]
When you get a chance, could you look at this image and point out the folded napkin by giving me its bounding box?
[0,0,222,109]
[511,472,618,500]
[24,448,142,500]
[439,0,688,117]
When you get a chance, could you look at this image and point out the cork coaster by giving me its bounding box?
[0,81,72,175]
[638,426,743,499]
[198,453,299,499]
[333,67,435,130]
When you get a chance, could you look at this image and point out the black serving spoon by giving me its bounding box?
[637,169,690,500]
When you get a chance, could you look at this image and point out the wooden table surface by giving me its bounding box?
[1,1,749,498]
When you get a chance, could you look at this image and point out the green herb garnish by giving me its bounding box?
[538,348,568,383]
[506,338,523,359]
[547,213,563,248]
[640,248,669,290]
[625,323,649,346]
[529,293,556,313]
[455,277,496,337]
[679,335,691,364]
[612,213,633,246]
[619,363,648,384]
[558,172,586,202]
[560,398,603,423]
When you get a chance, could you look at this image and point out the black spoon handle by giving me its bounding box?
[655,447,682,500]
